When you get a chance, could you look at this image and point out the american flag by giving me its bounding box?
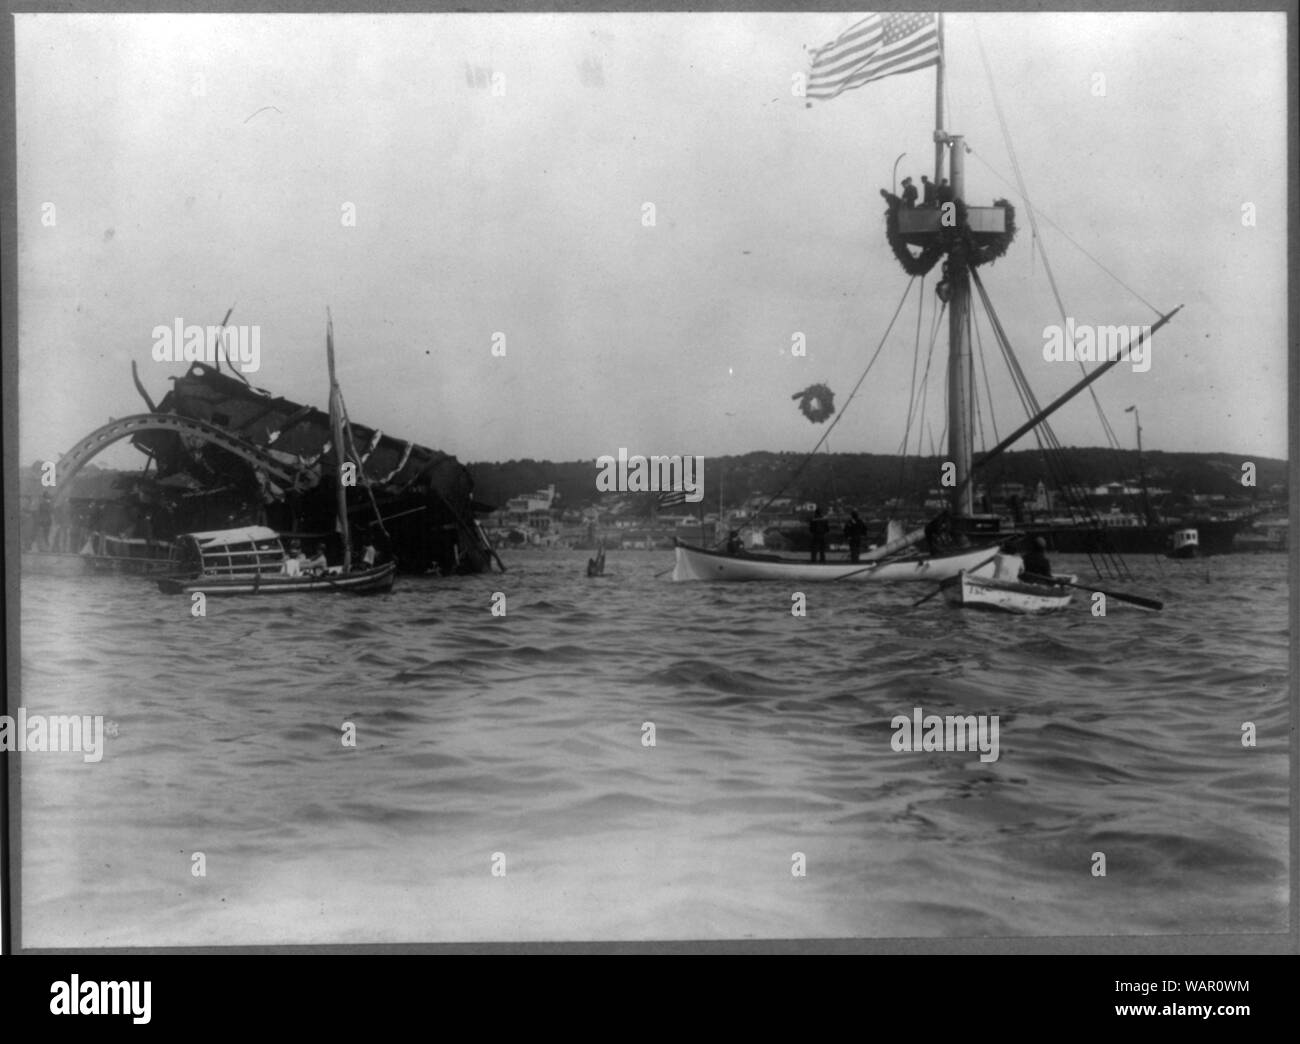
[657,489,688,508]
[806,13,940,104]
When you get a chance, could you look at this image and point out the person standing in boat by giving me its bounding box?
[1020,536,1053,584]
[925,508,953,554]
[921,174,935,207]
[900,177,918,208]
[843,510,869,562]
[725,529,744,555]
[808,507,830,563]
[358,538,378,569]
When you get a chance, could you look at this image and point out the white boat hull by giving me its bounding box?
[945,572,1076,614]
[671,540,1017,583]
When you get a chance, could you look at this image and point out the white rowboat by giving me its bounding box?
[944,572,1077,614]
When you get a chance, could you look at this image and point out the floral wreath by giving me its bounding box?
[792,383,835,424]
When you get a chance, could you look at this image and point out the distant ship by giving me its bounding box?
[1020,514,1246,557]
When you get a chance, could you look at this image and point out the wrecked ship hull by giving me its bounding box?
[131,363,495,575]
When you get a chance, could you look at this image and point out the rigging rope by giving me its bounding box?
[972,301,1000,447]
[751,276,918,526]
[970,268,1131,580]
[895,289,944,510]
[966,150,1161,318]
[968,133,1174,538]
[968,301,986,464]
[973,22,1123,454]
[895,274,927,460]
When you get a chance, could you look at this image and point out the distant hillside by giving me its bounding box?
[468,449,1288,513]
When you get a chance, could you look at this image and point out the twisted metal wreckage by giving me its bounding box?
[50,359,500,575]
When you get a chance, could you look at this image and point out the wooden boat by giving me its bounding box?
[672,538,1017,583]
[155,525,395,595]
[158,561,395,596]
[944,572,1077,614]
[156,315,398,598]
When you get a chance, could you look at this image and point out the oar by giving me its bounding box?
[1022,573,1163,611]
[910,550,1002,608]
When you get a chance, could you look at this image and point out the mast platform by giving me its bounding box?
[896,205,1007,244]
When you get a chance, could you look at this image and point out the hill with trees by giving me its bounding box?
[468,448,1287,515]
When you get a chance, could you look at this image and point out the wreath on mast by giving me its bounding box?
[880,194,1017,277]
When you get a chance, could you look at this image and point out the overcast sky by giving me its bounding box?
[16,11,1289,473]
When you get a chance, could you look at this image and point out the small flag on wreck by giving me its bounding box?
[806,12,940,105]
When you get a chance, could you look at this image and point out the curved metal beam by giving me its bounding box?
[46,413,319,504]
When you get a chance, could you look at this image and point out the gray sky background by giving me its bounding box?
[16,11,1289,472]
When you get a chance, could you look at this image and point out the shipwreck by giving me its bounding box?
[48,358,501,576]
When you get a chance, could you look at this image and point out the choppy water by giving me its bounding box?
[16,550,1291,945]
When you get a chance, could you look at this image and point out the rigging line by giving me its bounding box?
[751,275,918,524]
[966,150,1161,318]
[913,302,943,459]
[894,274,929,507]
[972,298,1000,446]
[336,390,392,542]
[897,275,927,457]
[898,297,944,512]
[972,23,1123,452]
[970,229,1149,551]
[911,296,945,449]
[972,269,1127,578]
[969,300,986,460]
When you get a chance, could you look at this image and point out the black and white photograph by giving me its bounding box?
[4,5,1293,956]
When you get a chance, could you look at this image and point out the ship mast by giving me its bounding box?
[933,13,945,186]
[1126,404,1152,525]
[326,310,353,573]
[945,133,973,519]
[935,17,972,521]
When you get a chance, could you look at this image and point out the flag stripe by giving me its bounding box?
[820,38,939,94]
[809,35,939,98]
[807,13,940,102]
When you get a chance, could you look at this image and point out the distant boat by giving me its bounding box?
[944,572,1077,614]
[1167,527,1200,560]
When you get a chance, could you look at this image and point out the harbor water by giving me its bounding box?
[16,550,1290,945]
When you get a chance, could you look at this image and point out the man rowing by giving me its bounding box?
[1020,536,1053,584]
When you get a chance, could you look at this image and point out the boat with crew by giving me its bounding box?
[157,313,397,597]
[674,13,1178,596]
[944,571,1077,614]
[156,525,395,596]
